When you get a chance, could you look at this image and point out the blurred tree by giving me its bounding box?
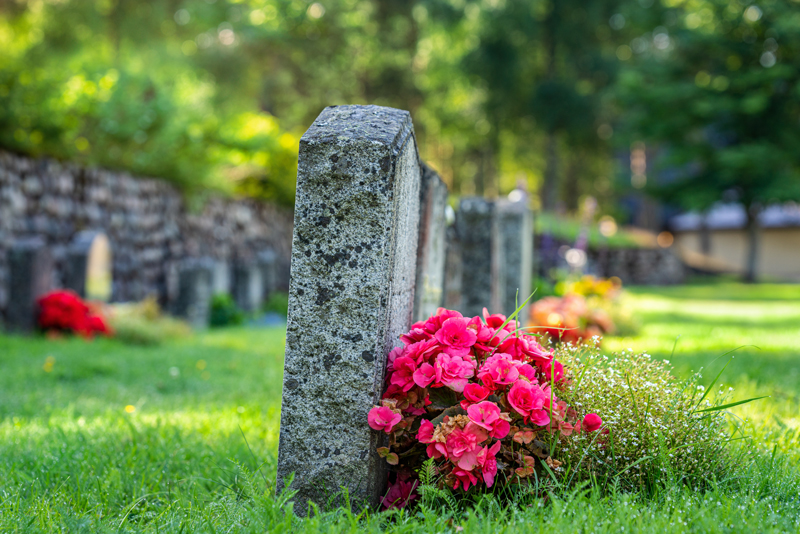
[431,0,632,210]
[620,0,800,281]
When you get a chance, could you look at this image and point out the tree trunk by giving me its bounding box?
[743,205,761,283]
[541,133,559,210]
[564,152,580,213]
[539,3,560,212]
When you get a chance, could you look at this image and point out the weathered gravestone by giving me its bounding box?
[413,164,448,322]
[277,105,421,513]
[233,261,263,312]
[6,237,53,333]
[495,199,533,317]
[456,197,503,317]
[173,258,213,329]
[65,231,113,301]
[442,224,463,310]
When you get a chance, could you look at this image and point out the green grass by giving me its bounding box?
[605,283,800,429]
[0,283,799,532]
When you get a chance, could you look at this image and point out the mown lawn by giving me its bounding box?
[0,283,798,532]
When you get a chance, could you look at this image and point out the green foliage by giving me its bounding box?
[107,297,192,345]
[262,291,289,317]
[210,293,245,327]
[619,0,800,211]
[0,1,299,204]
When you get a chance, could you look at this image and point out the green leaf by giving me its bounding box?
[427,387,458,411]
[693,396,769,413]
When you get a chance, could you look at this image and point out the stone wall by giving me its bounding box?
[0,150,293,315]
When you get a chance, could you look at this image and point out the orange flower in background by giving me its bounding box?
[528,293,615,344]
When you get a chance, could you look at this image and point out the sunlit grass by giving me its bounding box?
[605,283,800,437]
[0,284,799,531]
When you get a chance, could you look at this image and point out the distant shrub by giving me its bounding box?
[262,291,289,317]
[210,294,245,327]
[107,297,191,346]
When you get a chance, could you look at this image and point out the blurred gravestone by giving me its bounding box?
[413,163,448,321]
[457,197,502,317]
[258,249,277,300]
[6,237,53,333]
[212,260,231,296]
[495,199,533,317]
[65,231,113,302]
[277,105,421,514]
[174,258,213,329]
[233,262,262,313]
[443,223,463,310]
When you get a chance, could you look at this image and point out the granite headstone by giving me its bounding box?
[413,163,448,322]
[233,262,263,313]
[6,237,53,333]
[277,105,421,513]
[65,231,113,301]
[456,197,502,317]
[258,249,278,301]
[173,258,213,329]
[495,199,533,317]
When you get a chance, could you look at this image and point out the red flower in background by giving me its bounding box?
[37,290,112,338]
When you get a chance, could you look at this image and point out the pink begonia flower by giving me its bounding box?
[477,440,502,487]
[389,355,417,392]
[446,423,488,470]
[401,328,432,345]
[558,420,575,436]
[405,338,441,365]
[381,478,419,510]
[507,380,550,426]
[460,383,490,409]
[421,308,463,335]
[385,346,405,374]
[477,353,519,389]
[417,419,435,443]
[434,317,477,356]
[541,359,565,383]
[517,363,537,382]
[451,468,478,491]
[467,401,511,439]
[427,441,447,459]
[583,413,603,432]
[525,339,555,365]
[434,353,476,392]
[482,308,507,328]
[368,406,402,433]
[412,362,436,388]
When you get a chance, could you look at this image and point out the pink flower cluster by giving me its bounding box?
[368,308,602,506]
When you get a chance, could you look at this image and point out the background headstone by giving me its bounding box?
[277,105,421,513]
[173,258,213,329]
[442,223,463,310]
[495,199,533,317]
[233,262,263,312]
[6,237,53,333]
[258,249,277,301]
[212,260,231,296]
[413,163,448,321]
[64,231,113,301]
[456,197,502,317]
